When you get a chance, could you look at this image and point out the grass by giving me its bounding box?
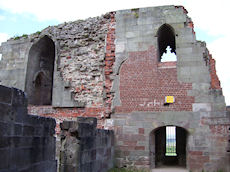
[21,34,28,38]
[108,167,149,172]
[109,168,225,172]
[35,31,41,35]
[13,34,28,40]
[193,169,224,172]
[165,145,176,156]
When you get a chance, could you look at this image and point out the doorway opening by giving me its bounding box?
[150,126,188,168]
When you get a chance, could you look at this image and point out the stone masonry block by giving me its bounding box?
[193,103,211,112]
[0,148,10,169]
[115,42,125,53]
[77,117,97,127]
[0,104,13,122]
[22,125,35,136]
[60,121,78,130]
[11,87,27,108]
[0,121,11,136]
[0,136,10,148]
[123,126,138,134]
[0,85,12,104]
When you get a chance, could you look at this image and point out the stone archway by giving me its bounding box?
[150,126,188,169]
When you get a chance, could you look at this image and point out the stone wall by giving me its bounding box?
[112,5,225,113]
[226,107,230,154]
[0,13,117,143]
[105,5,229,172]
[0,85,56,172]
[105,110,230,171]
[0,13,113,109]
[59,117,114,172]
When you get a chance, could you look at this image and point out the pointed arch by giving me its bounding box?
[157,24,176,62]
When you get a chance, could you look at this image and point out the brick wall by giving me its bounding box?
[28,106,107,133]
[59,117,114,172]
[0,85,56,172]
[104,12,116,117]
[209,54,221,89]
[28,106,107,164]
[115,46,194,113]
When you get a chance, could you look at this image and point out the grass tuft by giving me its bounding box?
[107,167,149,172]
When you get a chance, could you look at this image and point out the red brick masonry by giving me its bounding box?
[209,54,221,89]
[115,46,194,113]
[104,12,116,117]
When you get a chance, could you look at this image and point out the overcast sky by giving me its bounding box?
[0,0,229,105]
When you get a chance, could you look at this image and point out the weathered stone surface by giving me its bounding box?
[59,118,114,172]
[0,14,111,108]
[0,85,57,172]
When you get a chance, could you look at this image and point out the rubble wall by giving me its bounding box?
[0,13,114,109]
[0,12,116,142]
[0,85,56,172]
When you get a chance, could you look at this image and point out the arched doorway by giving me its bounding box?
[25,36,55,105]
[150,126,188,168]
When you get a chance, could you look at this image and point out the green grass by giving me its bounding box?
[165,145,176,156]
[131,8,139,18]
[35,31,41,35]
[13,34,28,40]
[13,36,20,40]
[21,34,28,38]
[109,168,225,172]
[134,13,139,18]
[193,169,224,172]
[107,167,149,172]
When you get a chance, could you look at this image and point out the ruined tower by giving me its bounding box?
[0,5,229,172]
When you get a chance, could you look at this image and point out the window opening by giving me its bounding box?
[166,126,177,156]
[161,46,177,62]
[157,24,176,62]
[0,54,2,61]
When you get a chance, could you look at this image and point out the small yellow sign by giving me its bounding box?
[165,96,175,103]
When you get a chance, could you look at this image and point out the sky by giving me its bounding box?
[0,0,229,105]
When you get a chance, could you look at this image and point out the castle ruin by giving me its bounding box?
[0,5,229,172]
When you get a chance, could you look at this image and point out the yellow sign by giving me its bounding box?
[165,96,175,103]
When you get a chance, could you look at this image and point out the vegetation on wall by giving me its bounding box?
[13,34,28,40]
[131,8,139,18]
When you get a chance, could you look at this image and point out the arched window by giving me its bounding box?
[157,24,176,62]
[25,36,55,105]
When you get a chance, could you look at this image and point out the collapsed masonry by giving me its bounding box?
[59,118,114,172]
[0,5,229,172]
